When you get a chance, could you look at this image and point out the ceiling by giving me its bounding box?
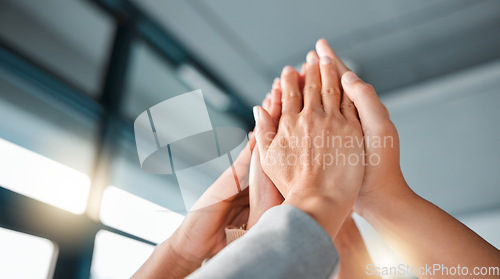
[133,0,500,105]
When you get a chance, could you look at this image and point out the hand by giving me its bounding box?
[341,71,408,215]
[135,139,253,279]
[313,39,408,215]
[329,40,500,276]
[167,78,285,267]
[247,83,284,228]
[254,49,365,237]
[134,87,279,278]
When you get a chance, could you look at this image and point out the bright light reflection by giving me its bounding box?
[100,186,184,244]
[0,138,90,214]
[91,230,154,279]
[0,227,57,279]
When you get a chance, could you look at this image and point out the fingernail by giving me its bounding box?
[272,78,280,89]
[253,106,260,122]
[248,131,254,139]
[283,65,294,74]
[306,51,318,65]
[342,71,360,84]
[320,56,332,65]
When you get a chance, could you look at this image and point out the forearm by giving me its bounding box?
[132,239,201,279]
[334,217,379,279]
[360,183,500,278]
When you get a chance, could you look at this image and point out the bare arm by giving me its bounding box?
[334,214,379,279]
[340,65,500,277]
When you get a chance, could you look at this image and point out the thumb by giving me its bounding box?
[253,106,276,160]
[341,71,390,129]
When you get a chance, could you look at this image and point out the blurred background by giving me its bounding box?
[0,0,499,278]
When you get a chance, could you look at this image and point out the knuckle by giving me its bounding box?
[340,101,355,110]
[304,84,319,94]
[285,90,302,99]
[298,116,314,129]
[279,112,295,124]
[322,87,341,97]
[300,108,316,119]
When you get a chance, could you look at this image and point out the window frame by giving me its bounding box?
[0,0,252,278]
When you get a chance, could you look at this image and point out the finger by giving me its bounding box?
[248,131,256,152]
[299,63,306,92]
[303,50,322,111]
[341,71,389,127]
[315,38,349,74]
[319,56,342,114]
[281,66,302,114]
[300,62,307,76]
[253,106,276,159]
[340,91,358,121]
[269,87,282,126]
[263,93,271,111]
[272,77,281,90]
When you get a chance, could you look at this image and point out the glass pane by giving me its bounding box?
[0,0,114,96]
[109,137,185,212]
[122,41,245,129]
[91,230,153,279]
[0,227,57,279]
[0,66,98,213]
[0,138,91,214]
[100,186,184,243]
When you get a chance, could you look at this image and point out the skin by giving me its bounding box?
[309,39,500,277]
[134,42,374,278]
[247,82,284,228]
[133,39,499,279]
[341,69,500,278]
[334,214,377,279]
[133,79,285,279]
[253,48,365,238]
[257,64,378,278]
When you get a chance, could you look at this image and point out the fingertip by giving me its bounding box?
[315,38,330,56]
[316,38,328,49]
[306,50,319,65]
[282,65,295,76]
[272,77,280,89]
[341,71,360,85]
[271,87,281,102]
[253,105,260,123]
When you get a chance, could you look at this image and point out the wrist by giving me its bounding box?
[355,181,416,220]
[284,188,353,239]
[162,234,204,277]
[133,236,202,279]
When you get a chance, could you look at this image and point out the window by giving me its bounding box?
[0,138,90,214]
[0,0,114,96]
[122,40,245,128]
[0,227,57,279]
[0,66,98,178]
[0,66,96,214]
[90,230,154,279]
[0,1,251,278]
[100,186,184,243]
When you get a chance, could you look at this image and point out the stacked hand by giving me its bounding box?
[135,39,500,279]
